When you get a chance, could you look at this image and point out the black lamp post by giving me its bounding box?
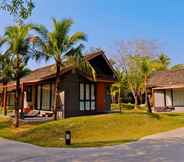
[65,130,71,145]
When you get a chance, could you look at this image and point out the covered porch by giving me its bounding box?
[153,85,184,112]
[0,80,64,119]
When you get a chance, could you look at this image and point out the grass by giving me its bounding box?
[1,109,184,147]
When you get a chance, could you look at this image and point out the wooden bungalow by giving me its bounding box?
[147,69,184,112]
[0,51,117,118]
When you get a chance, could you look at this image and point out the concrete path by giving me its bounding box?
[142,127,184,140]
[1,128,184,162]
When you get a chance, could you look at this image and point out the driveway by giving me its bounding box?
[1,128,184,162]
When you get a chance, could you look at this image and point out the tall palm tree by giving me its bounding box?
[0,54,13,115]
[2,24,35,127]
[141,57,152,113]
[33,18,95,120]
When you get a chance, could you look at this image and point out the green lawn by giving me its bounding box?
[1,111,184,147]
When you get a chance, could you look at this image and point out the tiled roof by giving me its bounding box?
[147,68,184,88]
[0,50,115,89]
[21,51,104,83]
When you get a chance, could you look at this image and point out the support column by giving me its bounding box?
[20,83,24,119]
[3,84,7,116]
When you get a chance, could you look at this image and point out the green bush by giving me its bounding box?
[111,103,147,111]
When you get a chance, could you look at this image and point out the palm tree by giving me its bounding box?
[141,57,152,113]
[0,54,13,115]
[111,68,127,112]
[158,53,170,70]
[2,24,35,127]
[33,18,95,120]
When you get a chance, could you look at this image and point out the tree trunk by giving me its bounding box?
[147,95,152,113]
[14,69,20,127]
[3,82,7,116]
[144,77,152,113]
[134,94,138,109]
[53,63,61,120]
[131,88,138,109]
[118,87,121,113]
[1,86,4,108]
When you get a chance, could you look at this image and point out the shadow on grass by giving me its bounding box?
[0,121,11,129]
[164,113,183,117]
[67,139,138,148]
[115,111,161,120]
[147,113,161,119]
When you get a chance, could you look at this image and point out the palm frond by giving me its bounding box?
[69,32,87,45]
[52,18,73,50]
[32,24,49,41]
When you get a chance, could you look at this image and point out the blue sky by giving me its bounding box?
[0,0,184,69]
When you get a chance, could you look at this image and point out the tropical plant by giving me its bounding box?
[0,0,35,23]
[140,57,152,112]
[33,18,95,120]
[111,67,128,112]
[0,54,13,115]
[157,53,170,70]
[2,24,36,127]
[171,64,184,70]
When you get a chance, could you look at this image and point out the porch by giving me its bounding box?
[153,85,184,112]
[0,81,64,119]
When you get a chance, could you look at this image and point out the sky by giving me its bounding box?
[0,0,184,69]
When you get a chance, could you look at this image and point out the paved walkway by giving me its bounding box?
[142,127,184,140]
[1,128,184,162]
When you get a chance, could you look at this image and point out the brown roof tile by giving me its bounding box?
[0,51,115,89]
[147,68,184,88]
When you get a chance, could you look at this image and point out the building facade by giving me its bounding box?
[0,51,116,117]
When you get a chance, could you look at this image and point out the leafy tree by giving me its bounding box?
[0,0,34,23]
[2,24,36,127]
[140,57,152,112]
[33,18,95,120]
[171,64,184,70]
[157,53,170,70]
[115,40,171,109]
[111,67,128,112]
[125,55,144,109]
[0,54,13,115]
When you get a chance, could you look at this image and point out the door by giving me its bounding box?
[59,91,65,118]
[96,83,105,112]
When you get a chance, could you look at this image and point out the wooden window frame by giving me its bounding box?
[79,82,96,111]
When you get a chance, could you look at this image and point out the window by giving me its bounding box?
[26,86,32,102]
[36,83,54,111]
[8,92,15,106]
[42,84,50,111]
[80,83,96,111]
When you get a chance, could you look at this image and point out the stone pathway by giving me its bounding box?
[1,127,184,162]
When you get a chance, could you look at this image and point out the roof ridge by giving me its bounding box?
[29,51,104,72]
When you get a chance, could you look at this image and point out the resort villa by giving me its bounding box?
[0,51,117,118]
[148,69,184,112]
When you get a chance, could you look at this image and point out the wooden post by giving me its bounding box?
[20,83,24,119]
[3,84,7,116]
